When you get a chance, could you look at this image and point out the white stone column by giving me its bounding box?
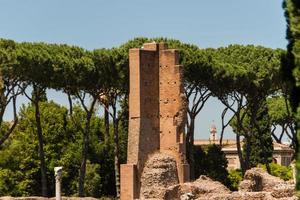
[54,166,63,200]
[291,163,296,184]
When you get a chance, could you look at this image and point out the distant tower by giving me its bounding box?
[209,121,218,142]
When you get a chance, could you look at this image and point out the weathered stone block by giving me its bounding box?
[120,164,138,200]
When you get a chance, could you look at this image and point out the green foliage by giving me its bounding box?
[257,163,292,181]
[283,0,300,190]
[296,106,300,188]
[194,144,230,186]
[0,36,286,196]
[230,98,273,169]
[247,97,273,168]
[84,161,102,197]
[0,122,10,139]
[284,0,300,89]
[208,45,284,96]
[118,97,128,164]
[267,95,293,125]
[227,169,243,191]
[194,145,207,178]
[0,101,117,197]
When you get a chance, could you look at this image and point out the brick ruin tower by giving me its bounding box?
[120,42,189,200]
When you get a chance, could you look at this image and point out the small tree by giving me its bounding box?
[194,144,229,186]
[246,97,273,171]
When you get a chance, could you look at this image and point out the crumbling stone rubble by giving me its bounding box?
[239,167,286,192]
[140,153,179,200]
[1,167,296,200]
[141,167,297,200]
[0,197,99,200]
[164,175,230,200]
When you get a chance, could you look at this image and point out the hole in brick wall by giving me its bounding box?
[159,65,162,68]
[173,99,176,101]
[174,81,176,84]
[169,131,171,133]
[165,65,168,68]
[160,82,162,85]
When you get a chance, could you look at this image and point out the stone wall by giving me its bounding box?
[120,42,189,200]
[0,197,101,200]
[159,49,189,183]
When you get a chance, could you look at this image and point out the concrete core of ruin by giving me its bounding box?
[120,42,190,200]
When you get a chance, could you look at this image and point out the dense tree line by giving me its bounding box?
[0,36,292,197]
[0,101,118,197]
[283,0,300,190]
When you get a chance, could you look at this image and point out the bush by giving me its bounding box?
[194,144,230,186]
[227,169,243,191]
[257,163,292,181]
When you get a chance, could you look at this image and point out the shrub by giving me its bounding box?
[257,163,292,181]
[227,169,243,191]
[194,144,230,186]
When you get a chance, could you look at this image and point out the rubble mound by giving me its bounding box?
[164,168,296,200]
[239,167,285,192]
[140,152,179,200]
[164,175,230,199]
[1,168,297,200]
[197,192,298,200]
[0,198,98,200]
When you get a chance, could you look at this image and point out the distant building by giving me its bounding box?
[209,122,218,141]
[194,123,294,170]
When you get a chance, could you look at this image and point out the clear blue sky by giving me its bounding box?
[0,0,287,139]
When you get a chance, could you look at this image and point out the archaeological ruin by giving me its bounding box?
[119,42,297,200]
[120,42,190,200]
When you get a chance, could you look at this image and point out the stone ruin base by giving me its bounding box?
[1,167,297,200]
[140,153,180,199]
[140,160,298,200]
[165,175,297,200]
[0,198,101,200]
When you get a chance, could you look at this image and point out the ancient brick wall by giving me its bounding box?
[120,42,189,200]
[159,49,189,183]
[127,47,160,173]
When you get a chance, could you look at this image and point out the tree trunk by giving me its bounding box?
[289,123,298,150]
[219,107,233,146]
[187,116,195,180]
[0,96,18,146]
[244,136,250,170]
[279,125,285,142]
[219,129,224,146]
[113,105,120,199]
[34,100,48,197]
[104,103,110,144]
[185,124,190,167]
[78,112,92,197]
